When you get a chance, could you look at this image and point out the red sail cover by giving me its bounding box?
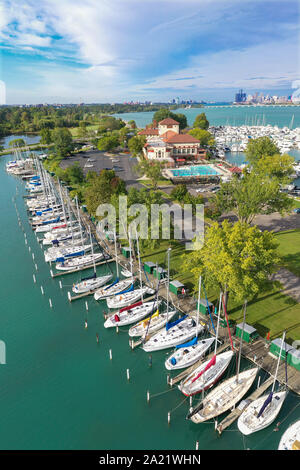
[114,314,120,322]
[119,301,142,313]
[191,355,216,383]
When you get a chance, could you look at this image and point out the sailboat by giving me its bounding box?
[104,300,161,328]
[179,293,234,396]
[188,300,258,423]
[278,420,300,450]
[72,228,113,294]
[164,276,215,371]
[237,331,288,435]
[93,229,134,301]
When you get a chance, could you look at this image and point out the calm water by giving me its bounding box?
[0,153,300,450]
[0,134,41,149]
[114,105,300,129]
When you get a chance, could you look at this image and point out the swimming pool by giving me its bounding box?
[171,165,221,177]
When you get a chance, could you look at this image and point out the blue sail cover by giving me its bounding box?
[30,176,40,181]
[42,217,60,225]
[64,250,85,259]
[166,315,188,331]
[175,336,198,349]
[257,392,273,418]
[104,278,119,290]
[114,283,134,296]
[56,257,65,262]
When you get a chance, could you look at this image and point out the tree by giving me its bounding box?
[40,128,52,145]
[135,158,163,189]
[128,120,136,129]
[193,113,209,130]
[153,108,187,130]
[51,128,73,157]
[252,152,294,183]
[245,137,279,166]
[97,134,119,152]
[84,170,126,215]
[128,135,146,156]
[64,163,85,185]
[214,173,293,224]
[188,128,215,147]
[183,220,279,305]
[170,184,188,202]
[77,121,88,138]
[9,138,26,148]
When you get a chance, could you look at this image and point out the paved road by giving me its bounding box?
[60,149,141,189]
[271,268,300,303]
[219,211,300,232]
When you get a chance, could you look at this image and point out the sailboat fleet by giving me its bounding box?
[7,149,296,448]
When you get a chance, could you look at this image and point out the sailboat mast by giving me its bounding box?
[236,300,247,384]
[89,227,96,274]
[214,292,222,356]
[113,228,119,279]
[196,275,202,336]
[166,247,171,322]
[76,196,84,248]
[135,227,143,303]
[272,331,286,393]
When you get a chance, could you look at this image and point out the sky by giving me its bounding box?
[0,0,299,104]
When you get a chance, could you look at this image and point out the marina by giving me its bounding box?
[1,146,300,450]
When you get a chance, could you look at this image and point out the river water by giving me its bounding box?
[0,152,299,450]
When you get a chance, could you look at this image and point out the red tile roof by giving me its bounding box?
[229,166,242,173]
[160,130,178,141]
[164,134,200,144]
[138,128,159,135]
[159,118,179,126]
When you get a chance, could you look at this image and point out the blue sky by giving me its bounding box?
[0,0,299,104]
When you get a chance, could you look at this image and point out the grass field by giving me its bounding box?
[275,229,300,277]
[140,236,300,343]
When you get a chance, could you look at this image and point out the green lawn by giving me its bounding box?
[275,229,300,277]
[139,236,300,343]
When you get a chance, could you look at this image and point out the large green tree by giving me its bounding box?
[135,158,163,189]
[245,136,279,166]
[97,134,119,152]
[183,220,279,304]
[188,128,215,147]
[193,113,209,130]
[84,170,126,215]
[128,135,146,156]
[214,173,293,224]
[40,128,52,145]
[9,138,26,148]
[51,128,73,157]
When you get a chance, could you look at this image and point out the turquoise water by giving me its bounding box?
[0,153,300,450]
[171,165,220,177]
[114,105,300,129]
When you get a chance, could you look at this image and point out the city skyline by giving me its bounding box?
[0,0,299,104]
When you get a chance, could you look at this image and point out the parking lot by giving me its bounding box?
[60,149,140,188]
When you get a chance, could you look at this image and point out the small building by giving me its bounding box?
[287,348,300,371]
[169,280,185,296]
[153,266,167,280]
[236,323,258,343]
[121,247,131,258]
[197,299,214,316]
[269,338,292,360]
[143,261,156,274]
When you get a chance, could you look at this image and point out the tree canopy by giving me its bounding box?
[214,173,293,224]
[51,128,73,158]
[84,169,126,215]
[128,135,146,156]
[153,108,187,130]
[183,220,279,302]
[245,136,280,166]
[135,158,163,189]
[9,138,26,148]
[97,134,119,152]
[188,128,215,147]
[193,113,209,130]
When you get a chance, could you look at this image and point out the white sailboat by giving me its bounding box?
[55,252,104,271]
[164,276,215,371]
[278,420,300,450]
[106,285,155,309]
[188,300,258,423]
[179,293,234,396]
[237,331,288,435]
[104,300,161,328]
[72,228,113,294]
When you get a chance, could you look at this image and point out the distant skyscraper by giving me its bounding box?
[235,89,247,103]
